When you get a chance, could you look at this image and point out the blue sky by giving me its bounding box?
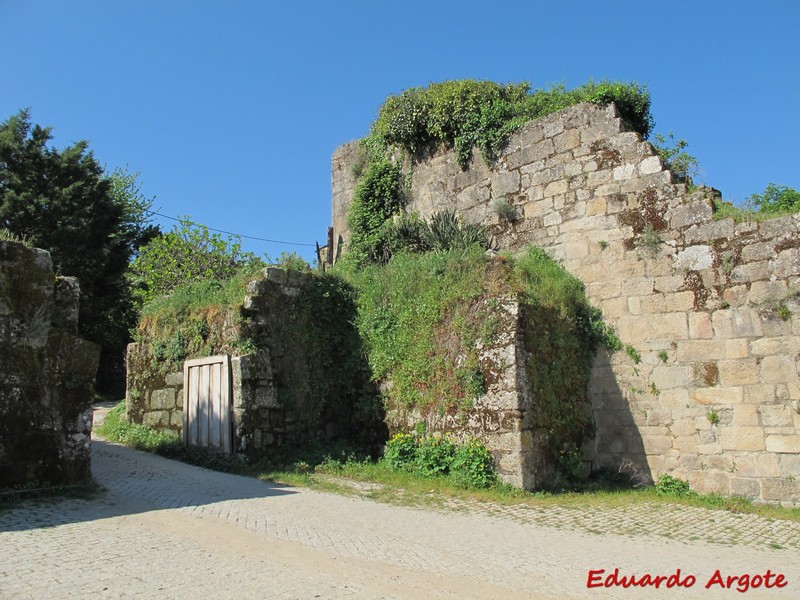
[2,1,798,262]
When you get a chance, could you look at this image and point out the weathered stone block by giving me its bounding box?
[729,477,760,499]
[677,339,727,361]
[691,386,743,405]
[688,313,713,339]
[674,245,714,271]
[553,129,580,153]
[670,200,713,228]
[265,267,287,284]
[143,411,170,428]
[748,280,787,305]
[712,309,763,339]
[641,434,672,454]
[760,478,800,502]
[731,404,759,426]
[772,247,800,279]
[617,315,649,343]
[491,171,520,197]
[150,388,176,410]
[725,339,749,359]
[689,470,730,495]
[684,219,734,245]
[719,427,765,451]
[731,260,771,283]
[760,355,798,384]
[165,372,183,386]
[717,359,760,386]
[663,291,695,312]
[765,435,800,453]
[650,365,693,390]
[760,405,793,427]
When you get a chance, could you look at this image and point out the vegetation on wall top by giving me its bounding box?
[130,218,263,306]
[371,79,654,168]
[340,245,618,476]
[346,79,652,269]
[713,182,800,222]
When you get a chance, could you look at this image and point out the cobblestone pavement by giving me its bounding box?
[2,430,800,599]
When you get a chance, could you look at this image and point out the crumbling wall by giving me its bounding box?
[127,267,383,457]
[332,103,800,503]
[0,240,100,486]
[383,295,546,488]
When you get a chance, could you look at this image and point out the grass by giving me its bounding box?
[713,198,799,223]
[0,228,31,246]
[99,401,800,525]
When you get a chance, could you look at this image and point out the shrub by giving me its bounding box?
[383,432,497,488]
[383,432,418,470]
[131,218,263,305]
[415,435,457,477]
[493,198,519,223]
[651,133,699,184]
[371,79,652,169]
[421,210,490,252]
[346,157,405,266]
[449,439,497,489]
[274,251,311,272]
[654,474,694,497]
[747,183,800,215]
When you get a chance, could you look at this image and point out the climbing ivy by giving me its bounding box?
[346,79,653,268]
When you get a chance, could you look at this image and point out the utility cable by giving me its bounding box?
[146,210,317,247]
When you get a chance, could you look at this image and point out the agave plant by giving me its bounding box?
[422,210,489,251]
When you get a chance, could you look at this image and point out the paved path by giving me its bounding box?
[1,426,800,599]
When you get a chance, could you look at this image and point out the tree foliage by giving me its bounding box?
[0,109,157,390]
[131,218,263,305]
[651,132,700,184]
[747,183,800,214]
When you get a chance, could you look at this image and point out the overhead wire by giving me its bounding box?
[146,210,317,248]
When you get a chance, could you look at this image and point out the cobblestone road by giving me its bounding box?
[2,426,800,599]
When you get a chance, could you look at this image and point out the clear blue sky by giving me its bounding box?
[2,1,798,262]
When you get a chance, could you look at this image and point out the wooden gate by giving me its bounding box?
[183,355,232,453]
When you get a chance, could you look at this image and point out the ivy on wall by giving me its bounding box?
[345,79,653,268]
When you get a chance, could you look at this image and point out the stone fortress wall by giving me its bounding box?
[0,240,100,485]
[331,103,800,503]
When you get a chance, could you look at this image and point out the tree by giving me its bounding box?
[0,109,157,392]
[746,183,800,214]
[130,218,262,305]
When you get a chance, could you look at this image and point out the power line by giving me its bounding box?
[147,210,317,248]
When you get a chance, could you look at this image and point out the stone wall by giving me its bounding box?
[0,240,100,486]
[127,267,382,458]
[384,295,551,488]
[331,103,800,503]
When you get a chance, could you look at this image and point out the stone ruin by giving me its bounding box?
[0,240,100,486]
[129,101,799,503]
[330,102,800,503]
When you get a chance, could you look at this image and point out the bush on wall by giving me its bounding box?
[347,79,653,269]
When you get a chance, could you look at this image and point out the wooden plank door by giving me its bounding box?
[183,355,232,453]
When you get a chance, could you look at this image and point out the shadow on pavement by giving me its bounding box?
[0,438,297,532]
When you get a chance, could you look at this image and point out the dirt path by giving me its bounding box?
[1,416,798,599]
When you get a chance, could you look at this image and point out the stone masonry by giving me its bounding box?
[332,103,800,503]
[0,240,100,486]
[127,267,376,458]
[384,295,545,488]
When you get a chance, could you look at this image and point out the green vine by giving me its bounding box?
[346,79,653,269]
